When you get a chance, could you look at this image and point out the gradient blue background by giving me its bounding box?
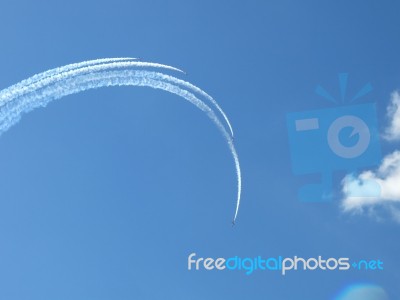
[0,0,399,299]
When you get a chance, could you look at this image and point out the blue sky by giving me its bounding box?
[0,0,400,299]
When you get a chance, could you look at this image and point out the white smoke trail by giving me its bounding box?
[0,58,137,99]
[0,66,241,222]
[148,73,235,137]
[0,61,185,104]
[0,61,233,138]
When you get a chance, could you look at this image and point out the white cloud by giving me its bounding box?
[341,91,400,222]
[384,91,400,141]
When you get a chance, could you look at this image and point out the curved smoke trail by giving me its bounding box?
[152,73,235,137]
[0,60,242,222]
[0,61,185,103]
[0,60,233,137]
[0,58,137,99]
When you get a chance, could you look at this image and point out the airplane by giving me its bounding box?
[231,220,235,227]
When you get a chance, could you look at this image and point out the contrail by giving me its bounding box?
[149,73,235,137]
[0,61,242,222]
[0,58,137,99]
[0,61,185,104]
[0,61,233,138]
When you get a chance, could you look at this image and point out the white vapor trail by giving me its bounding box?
[0,62,241,222]
[152,73,235,137]
[0,60,233,141]
[0,61,185,104]
[0,58,137,99]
